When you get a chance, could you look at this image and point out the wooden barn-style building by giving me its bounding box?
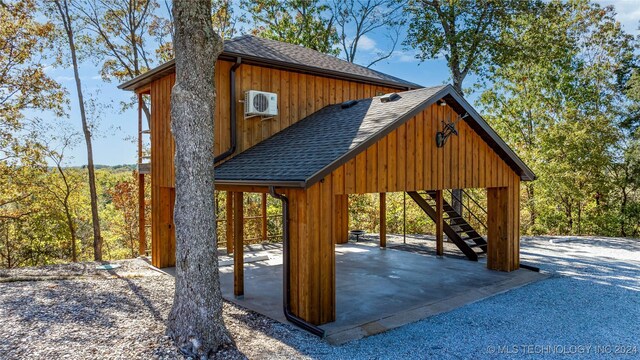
[120,35,535,329]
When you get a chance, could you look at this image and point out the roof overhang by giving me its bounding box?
[118,53,419,92]
[214,179,306,188]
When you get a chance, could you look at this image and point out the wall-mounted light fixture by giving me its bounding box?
[438,99,447,106]
[436,112,469,148]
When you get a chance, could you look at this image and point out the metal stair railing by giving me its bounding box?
[446,189,487,231]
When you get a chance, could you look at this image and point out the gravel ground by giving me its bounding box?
[1,236,639,359]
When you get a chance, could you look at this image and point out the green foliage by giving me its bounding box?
[479,0,639,236]
[240,0,339,55]
[404,0,530,92]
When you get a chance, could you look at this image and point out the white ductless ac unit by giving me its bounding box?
[244,90,278,118]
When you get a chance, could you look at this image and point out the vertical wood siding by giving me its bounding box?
[148,61,401,267]
[331,104,517,195]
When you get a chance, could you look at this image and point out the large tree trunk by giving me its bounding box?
[54,0,102,261]
[167,1,232,357]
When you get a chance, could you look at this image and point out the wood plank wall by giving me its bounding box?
[148,61,402,267]
[152,61,401,189]
[150,74,176,268]
[487,175,521,272]
[282,174,340,325]
[331,104,517,195]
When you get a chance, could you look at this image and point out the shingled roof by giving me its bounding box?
[119,35,420,91]
[214,85,536,188]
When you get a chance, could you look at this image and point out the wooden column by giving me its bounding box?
[138,173,146,256]
[233,192,244,297]
[225,191,234,254]
[261,193,268,241]
[380,193,386,248]
[137,93,146,256]
[487,183,520,272]
[334,194,349,244]
[287,180,336,325]
[435,189,444,256]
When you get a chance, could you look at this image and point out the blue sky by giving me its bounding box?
[41,0,639,166]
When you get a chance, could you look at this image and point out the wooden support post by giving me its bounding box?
[226,191,234,254]
[261,193,267,241]
[487,184,520,271]
[233,192,244,297]
[137,93,145,257]
[138,173,146,256]
[333,194,349,244]
[435,190,444,256]
[380,193,386,248]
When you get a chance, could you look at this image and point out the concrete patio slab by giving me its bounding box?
[217,241,547,344]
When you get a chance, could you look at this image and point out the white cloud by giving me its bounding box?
[91,75,103,80]
[391,50,418,63]
[358,35,377,51]
[55,75,75,82]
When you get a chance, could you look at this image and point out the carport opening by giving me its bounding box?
[346,190,488,257]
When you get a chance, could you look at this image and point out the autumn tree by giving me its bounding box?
[42,134,83,262]
[0,0,65,267]
[167,0,232,356]
[49,0,103,261]
[212,0,244,39]
[241,0,339,55]
[106,173,145,258]
[0,0,64,165]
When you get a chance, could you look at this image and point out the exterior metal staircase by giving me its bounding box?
[406,190,487,261]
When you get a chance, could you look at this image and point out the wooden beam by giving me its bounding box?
[226,191,234,254]
[435,189,444,256]
[261,193,268,241]
[380,193,386,248]
[233,192,244,297]
[134,84,151,94]
[216,184,271,193]
[138,173,146,256]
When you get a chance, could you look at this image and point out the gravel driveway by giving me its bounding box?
[1,236,638,359]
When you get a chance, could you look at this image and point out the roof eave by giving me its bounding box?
[118,53,420,92]
[215,179,306,188]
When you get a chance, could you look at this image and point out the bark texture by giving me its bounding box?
[167,0,232,357]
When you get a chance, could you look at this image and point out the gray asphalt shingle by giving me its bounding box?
[224,35,420,88]
[119,35,421,91]
[215,86,447,184]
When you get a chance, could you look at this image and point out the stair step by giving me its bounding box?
[462,237,487,245]
[452,224,473,230]
[407,191,487,261]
